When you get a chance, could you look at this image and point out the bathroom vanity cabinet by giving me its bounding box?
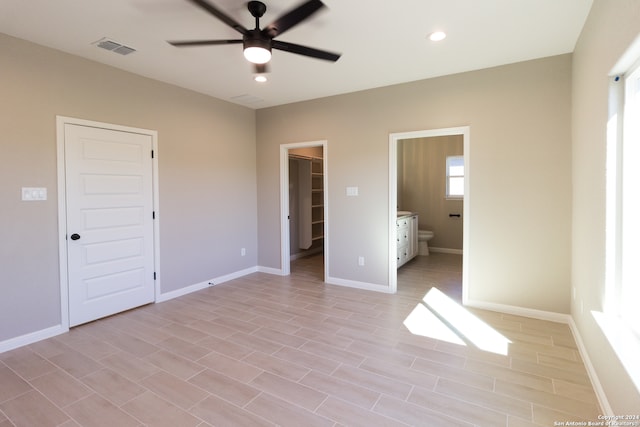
[397,214,418,268]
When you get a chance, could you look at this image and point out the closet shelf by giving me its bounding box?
[294,155,324,250]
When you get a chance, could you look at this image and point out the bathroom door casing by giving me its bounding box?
[63,122,156,327]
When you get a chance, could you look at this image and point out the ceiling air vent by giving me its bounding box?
[93,38,136,56]
[230,94,264,105]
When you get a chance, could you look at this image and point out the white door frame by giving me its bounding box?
[56,116,160,330]
[279,140,328,278]
[389,127,470,300]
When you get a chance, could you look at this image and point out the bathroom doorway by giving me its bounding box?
[279,140,328,281]
[388,127,469,300]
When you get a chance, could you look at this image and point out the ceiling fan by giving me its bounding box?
[168,0,341,73]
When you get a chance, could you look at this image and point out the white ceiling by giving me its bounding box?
[0,0,592,109]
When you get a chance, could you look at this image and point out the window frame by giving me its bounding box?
[445,155,464,200]
[596,37,640,399]
[619,61,640,336]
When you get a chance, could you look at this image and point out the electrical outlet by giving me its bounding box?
[241,248,246,256]
[358,256,365,266]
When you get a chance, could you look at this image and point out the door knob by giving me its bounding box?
[70,233,81,241]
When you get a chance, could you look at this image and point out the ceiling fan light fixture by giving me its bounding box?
[169,0,342,68]
[244,46,272,64]
[243,33,272,64]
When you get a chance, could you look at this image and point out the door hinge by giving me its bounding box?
[152,211,155,219]
[151,150,154,159]
[153,272,157,280]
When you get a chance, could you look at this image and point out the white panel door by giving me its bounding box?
[65,124,155,326]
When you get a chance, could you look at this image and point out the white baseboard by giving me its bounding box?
[156,280,211,303]
[567,316,613,415]
[257,265,286,275]
[325,276,393,293]
[0,324,67,354]
[429,247,463,255]
[465,298,611,415]
[289,252,304,261]
[290,247,323,261]
[156,266,258,303]
[213,266,258,285]
[464,298,570,323]
[256,265,391,293]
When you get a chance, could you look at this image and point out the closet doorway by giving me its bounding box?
[279,140,328,280]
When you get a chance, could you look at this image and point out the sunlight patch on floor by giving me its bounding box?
[403,303,467,346]
[403,287,512,355]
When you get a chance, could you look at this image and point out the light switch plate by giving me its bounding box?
[346,186,358,196]
[22,187,47,201]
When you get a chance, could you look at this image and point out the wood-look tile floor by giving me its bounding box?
[0,253,601,426]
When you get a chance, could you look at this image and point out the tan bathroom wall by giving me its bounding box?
[398,135,464,251]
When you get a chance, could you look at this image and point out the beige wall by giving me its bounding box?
[398,135,464,250]
[256,54,572,312]
[0,33,257,342]
[571,0,640,412]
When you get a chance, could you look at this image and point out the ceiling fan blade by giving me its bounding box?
[263,0,325,38]
[187,0,248,35]
[272,40,340,62]
[168,39,243,47]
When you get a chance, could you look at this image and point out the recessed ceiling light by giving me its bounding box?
[254,75,267,83]
[429,31,447,42]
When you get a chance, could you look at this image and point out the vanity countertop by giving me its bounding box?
[397,211,415,218]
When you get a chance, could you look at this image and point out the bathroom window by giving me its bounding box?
[446,155,464,199]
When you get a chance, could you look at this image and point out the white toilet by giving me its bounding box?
[418,230,434,255]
